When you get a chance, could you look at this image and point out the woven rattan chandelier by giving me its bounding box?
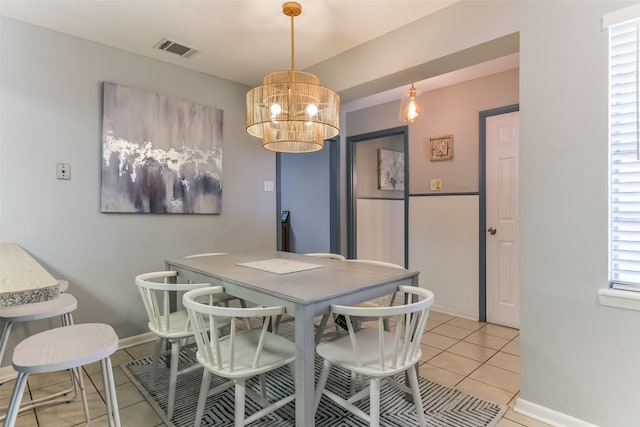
[245,2,340,153]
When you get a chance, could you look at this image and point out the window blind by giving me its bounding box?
[610,19,640,291]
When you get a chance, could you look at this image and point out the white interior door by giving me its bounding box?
[486,111,519,328]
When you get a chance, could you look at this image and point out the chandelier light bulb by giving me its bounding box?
[270,103,282,119]
[405,97,420,122]
[399,83,422,123]
[306,104,318,117]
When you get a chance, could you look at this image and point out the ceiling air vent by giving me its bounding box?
[153,37,200,58]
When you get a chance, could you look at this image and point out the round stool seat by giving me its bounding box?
[5,323,121,426]
[56,279,69,293]
[12,323,118,374]
[0,293,77,323]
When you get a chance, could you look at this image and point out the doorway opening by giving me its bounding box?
[276,138,340,254]
[347,126,409,267]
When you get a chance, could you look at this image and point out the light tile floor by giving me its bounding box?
[2,311,550,427]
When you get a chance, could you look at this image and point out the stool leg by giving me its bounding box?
[0,320,14,364]
[101,357,121,427]
[72,366,90,425]
[3,372,29,427]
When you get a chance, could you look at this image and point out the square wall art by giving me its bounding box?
[100,82,223,214]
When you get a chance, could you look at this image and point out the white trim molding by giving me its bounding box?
[118,331,156,349]
[603,3,640,29]
[598,288,640,311]
[515,397,600,427]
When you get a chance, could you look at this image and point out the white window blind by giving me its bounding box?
[610,18,640,291]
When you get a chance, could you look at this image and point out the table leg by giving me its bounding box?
[294,306,316,426]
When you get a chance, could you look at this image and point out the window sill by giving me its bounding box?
[598,288,640,311]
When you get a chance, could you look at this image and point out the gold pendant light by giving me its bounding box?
[245,2,340,153]
[399,83,422,123]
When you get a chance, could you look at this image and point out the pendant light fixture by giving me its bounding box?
[399,83,422,123]
[246,2,340,153]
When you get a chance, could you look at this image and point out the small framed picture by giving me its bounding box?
[430,135,453,161]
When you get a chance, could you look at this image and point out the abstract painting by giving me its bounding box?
[378,149,404,191]
[100,82,223,214]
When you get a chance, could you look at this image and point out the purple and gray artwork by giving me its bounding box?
[100,82,223,214]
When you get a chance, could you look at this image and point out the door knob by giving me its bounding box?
[488,227,497,235]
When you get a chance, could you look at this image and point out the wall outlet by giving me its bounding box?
[56,163,71,180]
[430,178,441,191]
[264,180,274,192]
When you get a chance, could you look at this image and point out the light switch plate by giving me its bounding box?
[264,180,274,192]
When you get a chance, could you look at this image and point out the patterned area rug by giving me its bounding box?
[122,346,506,427]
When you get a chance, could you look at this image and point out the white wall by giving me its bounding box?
[323,1,640,425]
[409,196,479,319]
[0,17,276,364]
[356,199,404,266]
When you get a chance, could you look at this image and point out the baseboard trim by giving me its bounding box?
[118,331,156,349]
[514,397,600,427]
[432,304,478,321]
[0,331,157,382]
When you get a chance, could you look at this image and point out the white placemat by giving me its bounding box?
[237,258,324,275]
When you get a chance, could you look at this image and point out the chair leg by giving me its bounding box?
[194,370,211,427]
[315,314,330,344]
[314,360,332,411]
[234,379,246,427]
[407,366,426,427]
[370,378,381,427]
[259,374,266,398]
[150,337,163,387]
[167,341,180,420]
[3,372,29,427]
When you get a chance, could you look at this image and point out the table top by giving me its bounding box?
[166,250,420,427]
[0,243,59,306]
[166,250,419,306]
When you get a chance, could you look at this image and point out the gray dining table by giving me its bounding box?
[165,250,419,427]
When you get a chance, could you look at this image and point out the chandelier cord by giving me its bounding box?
[290,14,295,71]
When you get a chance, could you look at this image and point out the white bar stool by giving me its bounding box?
[0,293,88,421]
[3,323,121,427]
[56,279,69,293]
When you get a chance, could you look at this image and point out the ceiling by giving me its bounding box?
[0,0,518,109]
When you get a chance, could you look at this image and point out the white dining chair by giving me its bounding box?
[343,259,406,331]
[135,270,229,421]
[183,286,296,427]
[184,253,248,309]
[266,252,346,343]
[314,285,434,427]
[302,252,348,343]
